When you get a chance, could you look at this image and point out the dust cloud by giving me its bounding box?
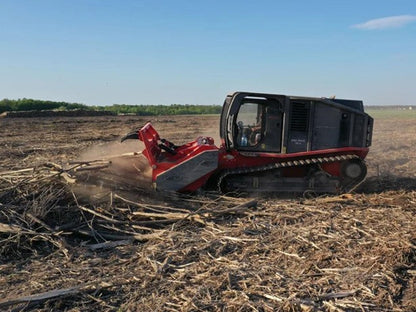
[79,140,144,161]
[71,139,153,202]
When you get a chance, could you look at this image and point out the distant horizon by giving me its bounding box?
[1,96,414,108]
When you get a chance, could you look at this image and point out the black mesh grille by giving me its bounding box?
[290,102,309,132]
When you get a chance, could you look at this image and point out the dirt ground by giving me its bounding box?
[1,113,416,311]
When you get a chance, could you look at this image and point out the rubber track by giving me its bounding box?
[217,154,361,193]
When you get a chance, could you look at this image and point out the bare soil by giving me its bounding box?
[0,114,415,311]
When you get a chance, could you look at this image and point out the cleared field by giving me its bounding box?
[366,108,416,120]
[1,112,415,311]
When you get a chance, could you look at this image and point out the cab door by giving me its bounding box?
[220,92,285,152]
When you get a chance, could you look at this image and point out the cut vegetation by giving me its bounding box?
[1,113,415,311]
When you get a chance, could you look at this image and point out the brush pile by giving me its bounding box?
[1,163,416,311]
[0,162,256,259]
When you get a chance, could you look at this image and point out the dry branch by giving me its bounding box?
[88,239,132,251]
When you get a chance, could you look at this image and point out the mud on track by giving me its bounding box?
[1,114,416,311]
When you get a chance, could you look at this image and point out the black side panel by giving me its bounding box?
[262,106,283,152]
[338,111,351,147]
[353,114,366,147]
[366,117,373,147]
[287,101,309,153]
[332,99,364,111]
[312,102,341,150]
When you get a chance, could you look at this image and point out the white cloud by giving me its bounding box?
[352,15,416,30]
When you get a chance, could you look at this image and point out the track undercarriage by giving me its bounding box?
[218,156,367,195]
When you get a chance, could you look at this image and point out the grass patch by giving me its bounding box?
[365,108,416,119]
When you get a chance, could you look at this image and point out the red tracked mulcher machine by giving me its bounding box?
[122,91,373,194]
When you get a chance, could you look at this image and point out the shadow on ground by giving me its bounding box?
[357,174,416,193]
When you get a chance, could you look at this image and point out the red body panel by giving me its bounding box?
[138,122,369,192]
[138,123,219,191]
[217,147,368,172]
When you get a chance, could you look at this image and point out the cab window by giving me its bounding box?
[236,102,264,147]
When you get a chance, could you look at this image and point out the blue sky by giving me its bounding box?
[0,1,415,106]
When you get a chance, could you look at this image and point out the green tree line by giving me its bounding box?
[0,98,88,112]
[0,98,222,115]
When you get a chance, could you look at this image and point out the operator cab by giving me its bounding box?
[234,98,283,152]
[220,91,373,154]
[220,92,285,153]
